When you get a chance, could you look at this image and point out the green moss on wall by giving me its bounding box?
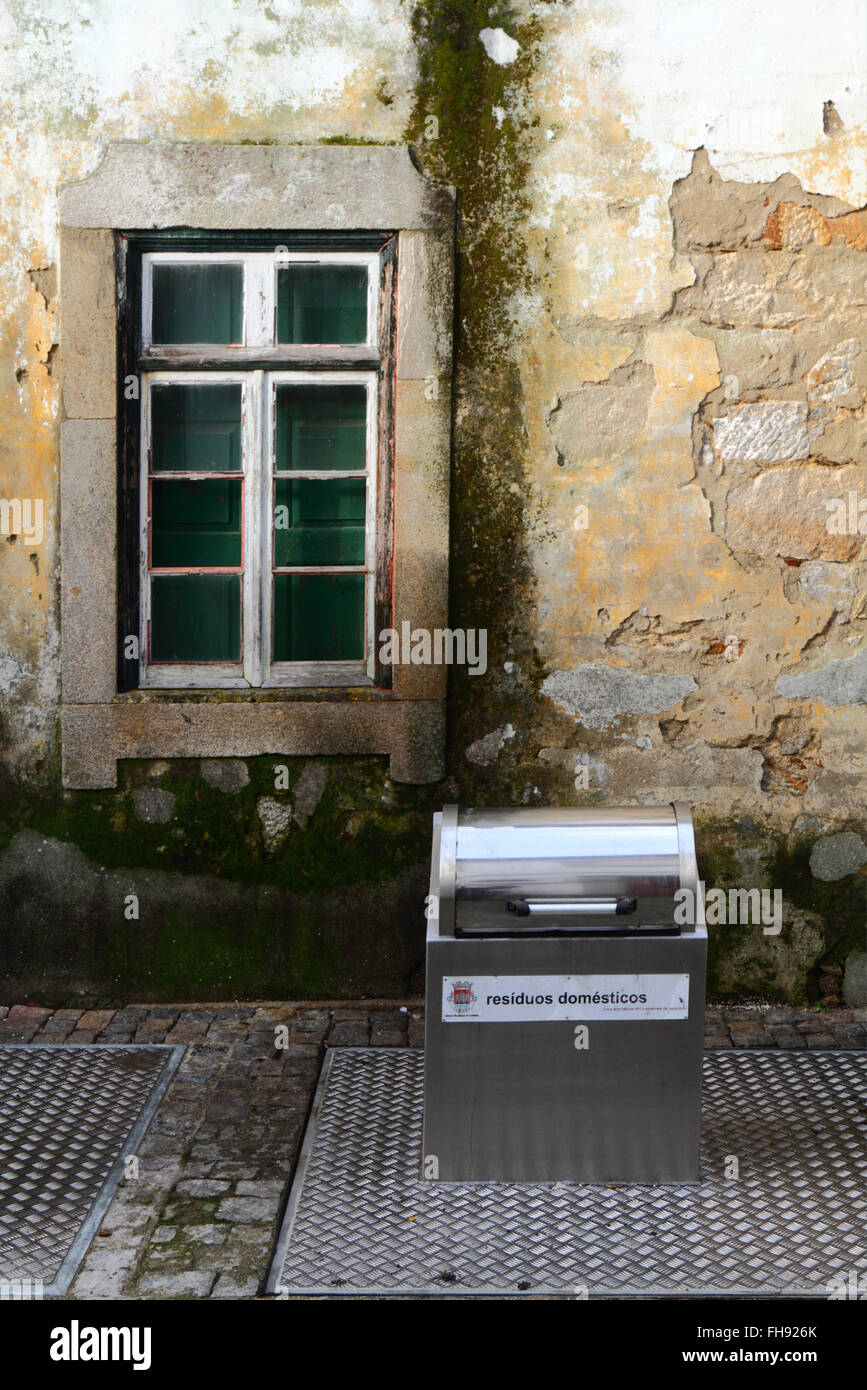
[406,1,544,772]
[694,817,865,1003]
[0,757,436,890]
[0,755,437,1002]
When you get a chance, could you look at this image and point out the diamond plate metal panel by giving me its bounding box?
[270,1048,867,1297]
[0,1044,184,1295]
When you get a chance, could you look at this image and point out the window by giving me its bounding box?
[59,142,454,787]
[127,241,395,689]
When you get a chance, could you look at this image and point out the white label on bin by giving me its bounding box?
[441,974,690,1021]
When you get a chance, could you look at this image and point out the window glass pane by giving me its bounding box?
[151,478,242,568]
[274,478,366,566]
[274,385,367,472]
[151,384,242,472]
[277,265,367,344]
[151,264,243,344]
[273,573,364,662]
[151,574,241,663]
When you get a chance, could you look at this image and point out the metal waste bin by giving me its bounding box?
[422,804,707,1183]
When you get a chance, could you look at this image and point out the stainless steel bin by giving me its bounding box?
[422,804,707,1183]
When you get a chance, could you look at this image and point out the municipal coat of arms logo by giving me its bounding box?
[448,980,476,1013]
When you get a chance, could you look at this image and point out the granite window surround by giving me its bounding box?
[59,143,456,788]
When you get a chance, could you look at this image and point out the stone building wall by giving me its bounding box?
[0,0,864,1003]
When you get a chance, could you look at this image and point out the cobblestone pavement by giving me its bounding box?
[0,999,865,1299]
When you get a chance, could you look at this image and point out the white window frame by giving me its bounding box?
[138,248,380,690]
[141,250,380,352]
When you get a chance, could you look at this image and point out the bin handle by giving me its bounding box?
[506,896,637,917]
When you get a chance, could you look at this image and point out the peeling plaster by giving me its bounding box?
[542,665,698,730]
[464,724,516,766]
[777,644,867,705]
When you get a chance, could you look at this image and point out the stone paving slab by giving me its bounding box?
[0,999,863,1299]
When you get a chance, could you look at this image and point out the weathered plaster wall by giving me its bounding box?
[1,0,865,1004]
